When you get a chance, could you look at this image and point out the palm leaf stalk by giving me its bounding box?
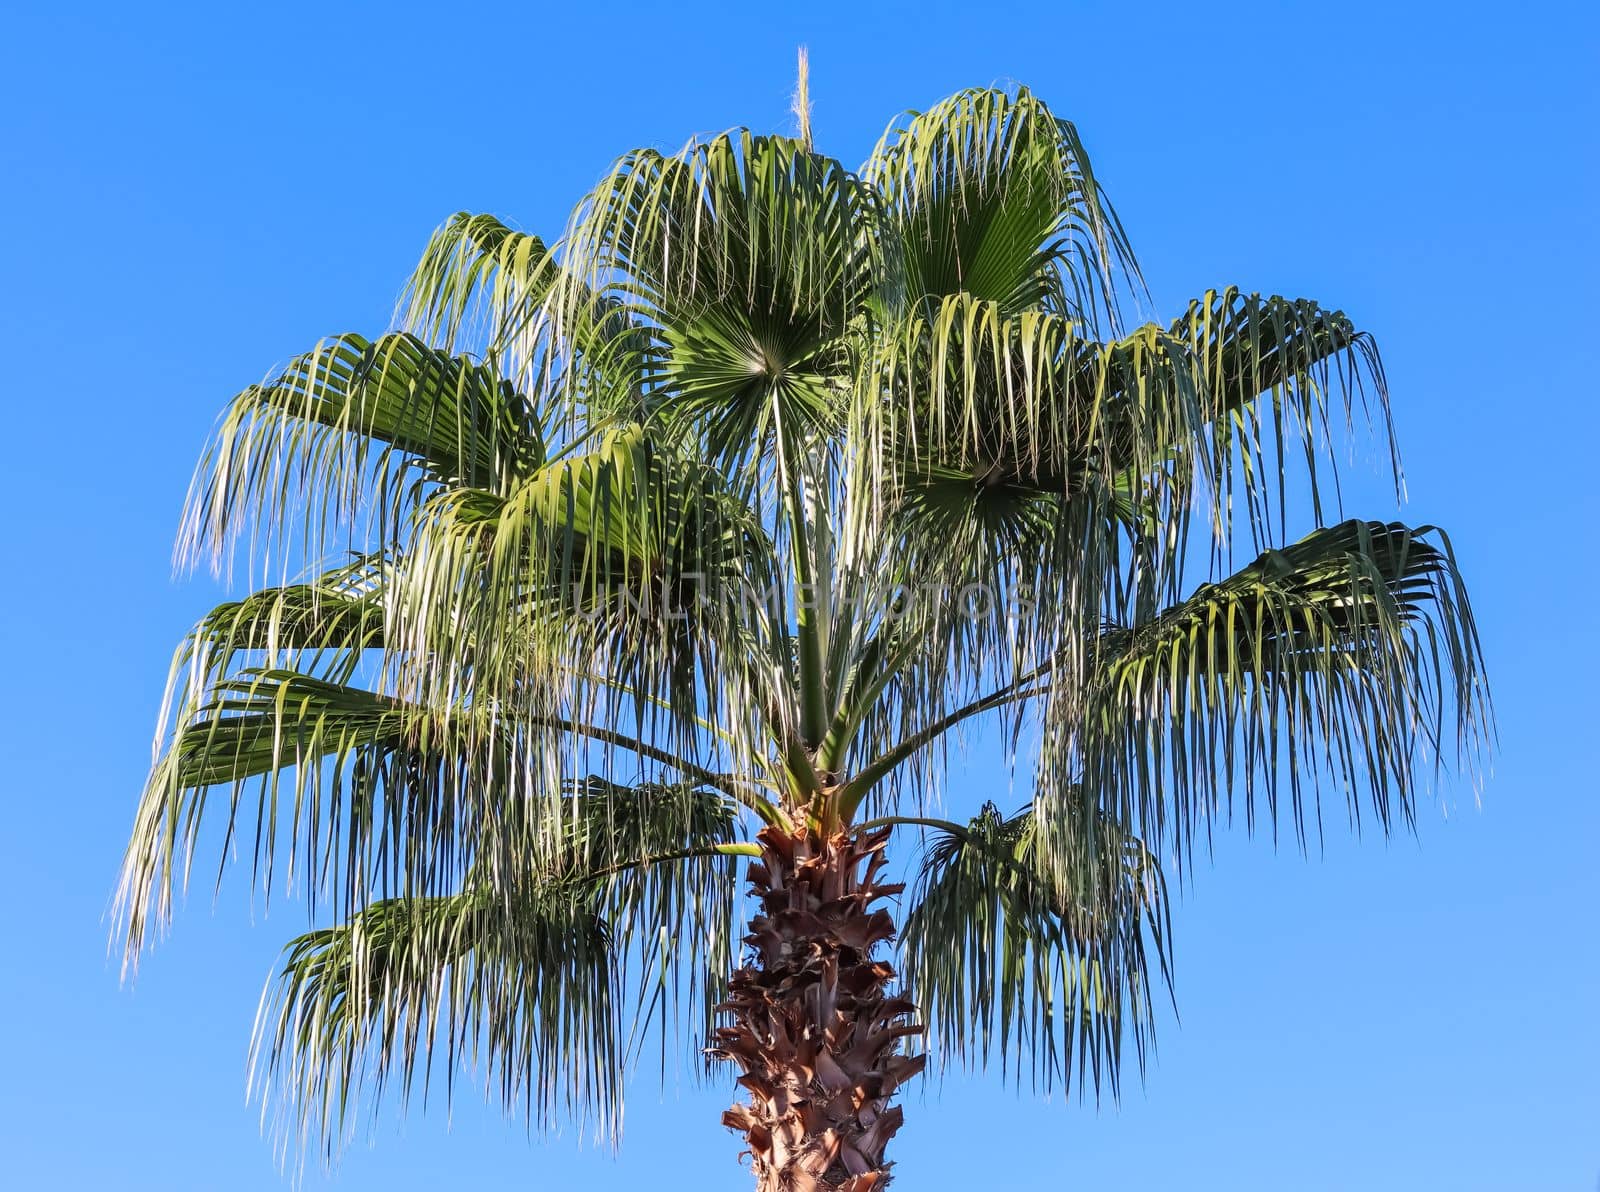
[117,84,1489,1190]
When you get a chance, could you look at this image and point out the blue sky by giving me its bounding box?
[2,2,1596,1188]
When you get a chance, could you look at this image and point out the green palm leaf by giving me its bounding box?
[864,86,1139,324]
[559,132,877,469]
[183,332,543,573]
[900,801,1169,1098]
[1064,519,1489,860]
[399,211,558,351]
[258,884,617,1154]
[253,778,747,1154]
[119,670,485,947]
[1158,288,1392,546]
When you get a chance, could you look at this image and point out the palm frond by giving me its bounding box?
[117,670,491,955]
[1058,519,1489,862]
[398,211,559,354]
[155,555,387,734]
[384,423,783,782]
[117,651,766,966]
[863,86,1140,326]
[181,332,543,576]
[397,211,646,407]
[900,801,1169,1098]
[838,300,1204,806]
[252,778,744,1155]
[556,131,877,470]
[1161,288,1394,550]
[257,885,616,1156]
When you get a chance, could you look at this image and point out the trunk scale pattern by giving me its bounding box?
[713,825,925,1191]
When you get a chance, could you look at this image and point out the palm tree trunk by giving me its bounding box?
[714,824,925,1191]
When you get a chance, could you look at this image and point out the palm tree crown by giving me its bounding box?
[118,84,1489,1185]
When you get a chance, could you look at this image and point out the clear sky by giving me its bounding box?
[2,2,1596,1188]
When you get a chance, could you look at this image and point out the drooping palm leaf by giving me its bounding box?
[900,801,1169,1098]
[156,555,388,731]
[257,885,616,1155]
[1060,520,1488,862]
[398,211,559,353]
[382,423,784,797]
[182,332,543,574]
[252,779,748,1154]
[119,670,490,948]
[1162,288,1393,548]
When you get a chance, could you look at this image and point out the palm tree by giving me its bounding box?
[117,82,1489,1190]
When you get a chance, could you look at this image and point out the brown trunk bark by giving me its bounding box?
[712,824,925,1192]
